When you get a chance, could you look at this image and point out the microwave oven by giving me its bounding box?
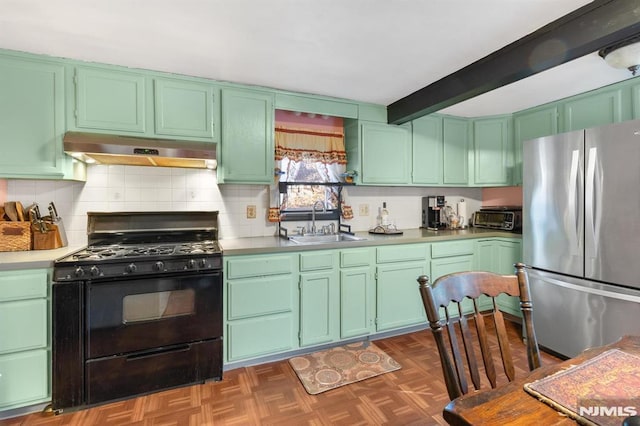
[472,208,522,231]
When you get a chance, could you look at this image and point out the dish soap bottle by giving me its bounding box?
[381,202,390,227]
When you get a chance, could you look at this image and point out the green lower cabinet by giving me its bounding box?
[475,238,523,317]
[431,254,475,317]
[299,251,339,347]
[224,254,298,362]
[339,247,375,339]
[0,269,50,411]
[375,262,429,332]
[340,268,371,338]
[227,315,296,361]
[375,244,429,331]
[299,270,339,347]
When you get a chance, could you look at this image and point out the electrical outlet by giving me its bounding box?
[246,205,256,219]
[359,204,370,216]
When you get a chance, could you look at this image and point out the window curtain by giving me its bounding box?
[275,125,346,182]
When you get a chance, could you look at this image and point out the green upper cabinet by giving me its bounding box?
[0,54,69,179]
[442,117,470,185]
[154,78,219,141]
[561,87,623,132]
[218,88,274,184]
[632,81,640,120]
[72,66,147,133]
[345,121,411,185]
[274,93,358,118]
[68,65,219,142]
[472,115,512,186]
[412,115,443,185]
[513,105,559,185]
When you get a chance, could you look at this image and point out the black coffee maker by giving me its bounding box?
[422,196,446,230]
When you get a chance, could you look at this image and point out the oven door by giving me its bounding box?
[86,271,222,359]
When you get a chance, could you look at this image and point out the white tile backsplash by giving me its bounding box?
[7,165,483,247]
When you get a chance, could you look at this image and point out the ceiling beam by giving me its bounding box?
[387,0,640,124]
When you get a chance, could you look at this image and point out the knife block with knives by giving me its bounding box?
[30,202,68,250]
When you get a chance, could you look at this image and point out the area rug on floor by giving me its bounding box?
[288,341,402,395]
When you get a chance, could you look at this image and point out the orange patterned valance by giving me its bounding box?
[275,126,346,165]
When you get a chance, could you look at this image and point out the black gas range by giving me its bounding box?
[52,211,223,413]
[54,238,222,281]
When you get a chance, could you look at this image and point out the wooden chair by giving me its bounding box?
[417,262,541,401]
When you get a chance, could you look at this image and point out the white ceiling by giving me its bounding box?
[0,0,635,118]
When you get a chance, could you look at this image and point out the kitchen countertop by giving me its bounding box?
[0,245,82,272]
[220,227,521,255]
[0,228,521,270]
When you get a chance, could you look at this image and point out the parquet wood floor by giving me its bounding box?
[2,321,561,426]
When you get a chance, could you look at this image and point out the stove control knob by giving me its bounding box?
[90,266,101,277]
[154,261,165,272]
[126,263,137,274]
[74,267,85,278]
[187,259,197,269]
[199,258,208,268]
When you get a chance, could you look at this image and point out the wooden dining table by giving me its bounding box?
[443,335,640,425]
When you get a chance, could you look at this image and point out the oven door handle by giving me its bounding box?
[126,343,191,361]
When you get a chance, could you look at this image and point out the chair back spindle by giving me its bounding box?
[417,262,541,401]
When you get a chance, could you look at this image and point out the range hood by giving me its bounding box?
[63,132,217,169]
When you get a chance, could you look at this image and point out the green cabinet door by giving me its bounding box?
[474,238,523,317]
[224,254,297,362]
[219,88,274,184]
[360,122,412,185]
[74,66,147,133]
[431,254,475,317]
[412,115,443,185]
[0,268,50,410]
[375,261,428,331]
[472,116,512,186]
[513,105,558,185]
[443,117,470,185]
[154,78,218,140]
[561,87,623,132]
[0,55,66,178]
[299,271,339,346]
[340,267,372,339]
[632,82,640,120]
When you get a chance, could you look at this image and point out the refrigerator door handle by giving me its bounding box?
[568,150,580,255]
[585,147,601,272]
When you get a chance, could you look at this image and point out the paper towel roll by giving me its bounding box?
[457,200,468,227]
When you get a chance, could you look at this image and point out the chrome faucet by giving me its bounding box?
[311,200,326,234]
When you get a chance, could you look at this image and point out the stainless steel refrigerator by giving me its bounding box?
[523,118,640,358]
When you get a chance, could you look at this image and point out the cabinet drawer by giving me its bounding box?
[431,240,475,258]
[299,251,334,271]
[340,248,372,268]
[0,299,48,354]
[226,255,294,279]
[228,276,294,320]
[376,244,429,263]
[0,349,48,408]
[227,315,295,361]
[0,269,48,302]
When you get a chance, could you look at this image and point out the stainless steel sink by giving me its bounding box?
[288,233,368,245]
